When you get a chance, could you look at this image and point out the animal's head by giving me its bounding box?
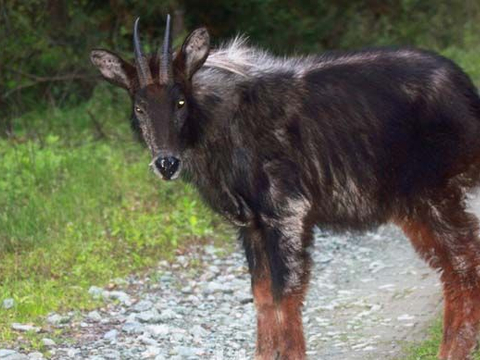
[90,16,210,180]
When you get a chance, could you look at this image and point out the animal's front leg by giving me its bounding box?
[241,203,313,360]
[252,264,280,359]
[251,262,308,360]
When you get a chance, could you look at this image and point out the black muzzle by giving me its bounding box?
[154,156,180,180]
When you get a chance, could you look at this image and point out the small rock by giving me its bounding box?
[47,313,70,325]
[159,309,177,321]
[137,334,158,346]
[190,325,208,338]
[0,350,18,357]
[105,291,130,304]
[122,321,143,334]
[87,311,102,322]
[145,324,170,337]
[41,338,55,347]
[0,349,28,360]
[65,348,78,358]
[132,300,153,312]
[180,286,192,294]
[204,245,218,255]
[136,309,161,323]
[88,286,104,298]
[102,349,121,359]
[2,299,14,310]
[103,329,118,341]
[204,281,234,295]
[208,265,220,274]
[11,323,40,333]
[173,346,204,357]
[397,314,415,321]
[142,346,161,358]
[27,352,43,359]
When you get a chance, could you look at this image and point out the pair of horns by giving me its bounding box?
[134,15,172,87]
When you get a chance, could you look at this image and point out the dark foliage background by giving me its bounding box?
[1,0,480,135]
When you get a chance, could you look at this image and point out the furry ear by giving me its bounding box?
[90,49,136,90]
[175,27,210,80]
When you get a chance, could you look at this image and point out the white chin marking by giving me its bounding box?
[149,164,181,181]
[169,169,181,180]
[150,164,165,180]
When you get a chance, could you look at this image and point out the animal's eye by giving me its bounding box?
[177,99,186,109]
[135,106,143,114]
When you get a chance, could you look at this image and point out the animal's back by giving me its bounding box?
[294,48,480,218]
[202,44,480,228]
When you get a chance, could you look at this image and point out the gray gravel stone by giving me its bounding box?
[158,308,177,321]
[132,300,152,312]
[65,348,79,357]
[88,286,104,298]
[27,352,43,359]
[10,323,40,333]
[104,291,130,304]
[2,299,14,310]
[145,324,170,338]
[103,329,118,341]
[136,309,160,323]
[121,321,143,334]
[0,350,28,360]
[87,310,102,322]
[41,338,55,347]
[102,349,121,359]
[47,313,70,325]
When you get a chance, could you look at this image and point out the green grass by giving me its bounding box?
[0,85,228,349]
[400,318,480,359]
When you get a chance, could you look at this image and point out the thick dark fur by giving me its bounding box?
[92,29,480,359]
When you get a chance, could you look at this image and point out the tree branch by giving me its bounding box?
[3,70,97,98]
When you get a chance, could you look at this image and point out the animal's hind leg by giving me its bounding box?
[399,193,480,360]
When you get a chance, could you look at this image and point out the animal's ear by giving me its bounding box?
[174,27,210,80]
[90,49,136,90]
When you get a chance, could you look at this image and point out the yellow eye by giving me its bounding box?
[135,106,143,114]
[177,99,185,108]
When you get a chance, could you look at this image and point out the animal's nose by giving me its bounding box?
[154,156,180,179]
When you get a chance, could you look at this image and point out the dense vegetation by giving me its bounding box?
[3,0,480,131]
[2,0,480,355]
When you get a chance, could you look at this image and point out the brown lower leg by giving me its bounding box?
[253,278,307,360]
[253,276,280,359]
[400,216,480,360]
[277,288,307,360]
[440,269,480,359]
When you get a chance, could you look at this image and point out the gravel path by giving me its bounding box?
[2,226,442,360]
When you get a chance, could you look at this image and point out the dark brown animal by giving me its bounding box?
[91,15,480,360]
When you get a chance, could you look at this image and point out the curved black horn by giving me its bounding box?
[159,14,172,85]
[133,17,153,87]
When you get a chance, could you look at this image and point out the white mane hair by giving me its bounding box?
[203,35,319,78]
[202,35,433,79]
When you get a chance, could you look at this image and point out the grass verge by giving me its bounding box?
[400,317,480,359]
